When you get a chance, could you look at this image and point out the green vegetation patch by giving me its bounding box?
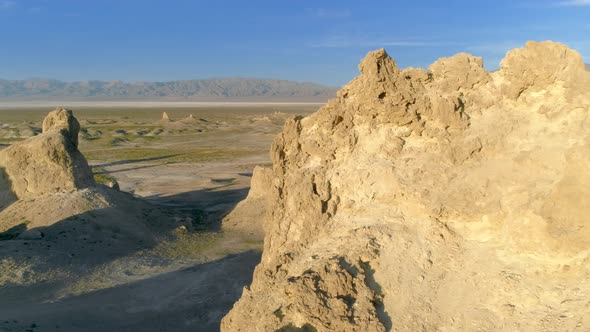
[81,131,162,149]
[85,147,258,163]
[83,125,161,131]
[152,231,221,259]
[92,167,117,184]
[0,138,26,143]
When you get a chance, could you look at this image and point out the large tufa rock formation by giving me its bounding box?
[222,41,590,331]
[0,107,94,205]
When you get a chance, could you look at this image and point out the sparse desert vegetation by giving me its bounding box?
[0,104,315,331]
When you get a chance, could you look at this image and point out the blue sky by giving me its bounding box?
[0,0,589,86]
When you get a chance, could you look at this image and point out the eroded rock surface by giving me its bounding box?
[222,41,590,331]
[0,108,181,245]
[0,108,94,202]
[222,166,274,238]
[42,107,82,147]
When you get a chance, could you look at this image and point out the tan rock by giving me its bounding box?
[104,180,120,191]
[0,108,94,201]
[222,166,273,238]
[222,41,590,331]
[0,167,17,210]
[499,40,587,99]
[429,52,490,93]
[181,114,196,124]
[42,107,82,147]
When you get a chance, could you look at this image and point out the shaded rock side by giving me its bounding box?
[0,108,94,201]
[42,107,82,147]
[222,41,590,331]
[222,166,273,239]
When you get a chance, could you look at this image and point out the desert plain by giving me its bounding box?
[0,104,316,332]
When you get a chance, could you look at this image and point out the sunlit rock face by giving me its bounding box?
[222,41,590,331]
[0,107,94,201]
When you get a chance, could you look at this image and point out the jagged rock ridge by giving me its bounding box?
[222,41,590,331]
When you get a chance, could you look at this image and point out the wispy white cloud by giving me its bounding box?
[556,0,590,6]
[308,8,351,19]
[0,0,15,10]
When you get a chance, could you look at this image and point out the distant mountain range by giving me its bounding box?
[2,65,588,102]
[0,78,339,102]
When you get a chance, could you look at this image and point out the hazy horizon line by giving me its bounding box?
[0,76,339,87]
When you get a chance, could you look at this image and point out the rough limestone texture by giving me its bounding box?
[222,41,590,331]
[0,108,94,206]
[42,107,82,147]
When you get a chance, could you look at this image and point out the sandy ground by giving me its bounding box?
[0,105,316,332]
[0,251,260,332]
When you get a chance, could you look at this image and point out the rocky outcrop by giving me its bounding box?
[181,114,197,124]
[161,112,171,122]
[0,108,94,202]
[222,166,273,238]
[42,107,82,147]
[0,167,17,210]
[500,41,588,100]
[222,41,590,331]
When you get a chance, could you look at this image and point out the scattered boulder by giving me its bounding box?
[222,41,590,331]
[104,180,120,191]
